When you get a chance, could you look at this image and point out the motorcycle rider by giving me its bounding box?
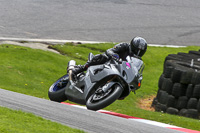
[69,36,147,77]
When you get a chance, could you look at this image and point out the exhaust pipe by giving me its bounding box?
[67,60,76,81]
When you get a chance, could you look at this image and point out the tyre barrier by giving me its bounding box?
[152,50,200,119]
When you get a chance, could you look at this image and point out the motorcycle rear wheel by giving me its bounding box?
[86,84,123,111]
[48,74,68,102]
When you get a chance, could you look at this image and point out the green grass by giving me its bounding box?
[0,44,84,99]
[49,43,114,61]
[0,43,200,131]
[0,106,85,133]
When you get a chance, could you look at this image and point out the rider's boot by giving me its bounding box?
[72,65,88,75]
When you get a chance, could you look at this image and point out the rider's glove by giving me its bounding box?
[112,54,119,59]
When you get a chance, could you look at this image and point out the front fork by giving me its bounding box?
[67,60,84,93]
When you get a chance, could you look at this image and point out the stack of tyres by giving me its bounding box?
[152,50,200,119]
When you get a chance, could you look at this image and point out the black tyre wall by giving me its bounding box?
[152,49,200,119]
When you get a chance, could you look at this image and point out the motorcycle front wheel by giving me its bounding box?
[86,84,123,111]
[48,74,68,102]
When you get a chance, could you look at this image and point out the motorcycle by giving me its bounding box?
[48,53,145,111]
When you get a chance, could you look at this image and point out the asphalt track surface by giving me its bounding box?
[0,89,183,133]
[0,0,200,46]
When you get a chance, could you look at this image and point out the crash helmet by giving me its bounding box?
[130,37,147,57]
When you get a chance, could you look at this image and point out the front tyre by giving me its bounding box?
[48,74,68,102]
[86,84,123,111]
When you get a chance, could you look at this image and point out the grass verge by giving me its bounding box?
[0,43,200,131]
[0,106,85,133]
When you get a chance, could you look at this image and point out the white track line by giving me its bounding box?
[148,44,186,48]
[0,37,106,44]
[0,37,186,48]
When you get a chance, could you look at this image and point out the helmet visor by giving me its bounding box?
[137,48,146,57]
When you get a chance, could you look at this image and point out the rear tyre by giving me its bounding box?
[86,84,123,111]
[48,74,68,102]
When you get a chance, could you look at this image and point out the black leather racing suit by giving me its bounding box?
[84,42,134,68]
[106,42,134,61]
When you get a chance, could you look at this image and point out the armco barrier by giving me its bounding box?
[152,50,200,119]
